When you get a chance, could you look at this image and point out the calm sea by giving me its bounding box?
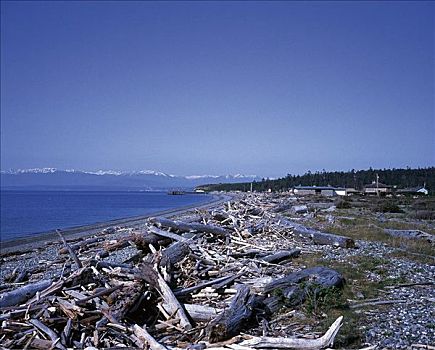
[0,190,211,241]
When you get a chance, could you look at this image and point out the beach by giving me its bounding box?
[0,193,230,255]
[0,191,433,349]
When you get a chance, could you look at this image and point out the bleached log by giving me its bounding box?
[57,230,82,269]
[132,324,168,350]
[261,249,301,264]
[149,226,187,242]
[349,299,407,309]
[184,303,222,322]
[278,217,355,248]
[149,217,228,237]
[239,316,343,349]
[174,274,241,297]
[207,285,261,343]
[0,279,53,307]
[384,229,435,242]
[140,263,192,330]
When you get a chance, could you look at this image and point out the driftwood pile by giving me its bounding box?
[0,194,356,349]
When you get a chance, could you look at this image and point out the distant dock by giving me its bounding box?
[168,190,206,195]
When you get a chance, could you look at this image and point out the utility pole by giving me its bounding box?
[376,173,379,197]
[250,182,253,193]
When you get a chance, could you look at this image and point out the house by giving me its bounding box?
[396,186,429,196]
[293,186,346,197]
[346,188,362,196]
[363,181,392,195]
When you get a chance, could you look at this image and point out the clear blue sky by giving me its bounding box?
[1,1,434,177]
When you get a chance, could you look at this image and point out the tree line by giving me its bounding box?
[198,167,435,193]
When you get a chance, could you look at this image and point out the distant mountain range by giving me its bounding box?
[0,168,261,191]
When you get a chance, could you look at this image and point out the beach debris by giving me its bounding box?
[0,192,357,349]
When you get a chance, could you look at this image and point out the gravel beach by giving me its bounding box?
[0,192,433,349]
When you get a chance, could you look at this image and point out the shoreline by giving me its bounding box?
[0,192,231,255]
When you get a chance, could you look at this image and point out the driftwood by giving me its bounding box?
[1,192,356,349]
[150,217,228,238]
[350,299,407,309]
[149,226,187,242]
[0,279,53,307]
[132,324,168,350]
[58,237,101,254]
[174,274,243,297]
[264,267,345,293]
[184,303,221,322]
[278,217,355,248]
[261,249,301,264]
[384,229,435,242]
[240,316,343,349]
[160,241,191,267]
[263,267,344,313]
[29,318,67,350]
[57,230,83,269]
[207,285,261,343]
[139,263,192,330]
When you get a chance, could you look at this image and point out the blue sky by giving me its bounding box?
[1,1,433,177]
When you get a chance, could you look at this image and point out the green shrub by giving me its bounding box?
[335,198,352,209]
[377,201,402,213]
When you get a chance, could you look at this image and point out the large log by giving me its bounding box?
[149,217,228,238]
[263,267,344,313]
[207,285,262,343]
[160,241,191,267]
[132,324,168,350]
[261,249,301,264]
[0,279,53,308]
[278,217,355,248]
[264,267,344,293]
[183,303,221,322]
[240,316,343,349]
[139,263,192,330]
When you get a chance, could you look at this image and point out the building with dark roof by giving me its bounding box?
[293,186,347,197]
[363,182,392,195]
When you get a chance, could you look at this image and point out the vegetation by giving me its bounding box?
[198,167,435,193]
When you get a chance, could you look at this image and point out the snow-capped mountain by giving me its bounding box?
[0,168,260,190]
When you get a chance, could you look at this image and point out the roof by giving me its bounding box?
[397,187,427,193]
[294,186,345,191]
[364,182,392,188]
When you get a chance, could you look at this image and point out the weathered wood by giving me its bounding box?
[207,285,261,343]
[261,249,301,264]
[29,318,67,350]
[150,217,228,237]
[0,279,53,308]
[58,237,100,254]
[184,303,222,322]
[130,230,172,252]
[139,263,192,330]
[278,217,355,248]
[263,267,344,313]
[132,324,169,350]
[57,230,82,269]
[160,241,191,267]
[174,274,241,297]
[384,229,435,242]
[264,266,344,293]
[350,299,407,309]
[149,226,187,242]
[239,316,343,349]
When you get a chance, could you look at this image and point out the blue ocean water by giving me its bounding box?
[0,190,211,241]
